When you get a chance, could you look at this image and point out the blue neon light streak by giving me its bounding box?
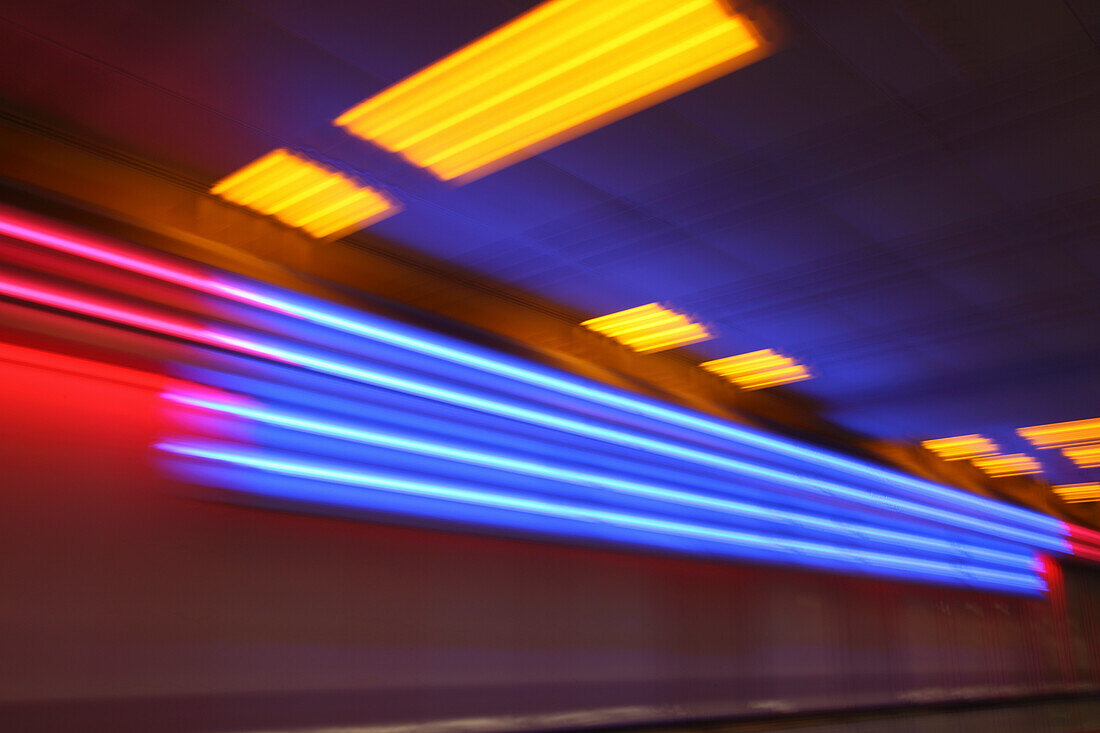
[166,392,1040,570]
[157,442,1046,593]
[212,281,1060,534]
[0,213,1060,538]
[0,210,1068,592]
[203,332,1068,552]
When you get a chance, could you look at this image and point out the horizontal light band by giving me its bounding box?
[700,350,811,390]
[1063,444,1100,469]
[336,0,763,180]
[1018,418,1100,449]
[166,392,1039,569]
[971,453,1043,477]
[158,442,1046,593]
[1,269,1068,554]
[1053,484,1100,503]
[922,434,1000,460]
[581,303,712,353]
[211,149,399,237]
[0,274,211,344]
[0,207,1066,540]
[701,349,793,376]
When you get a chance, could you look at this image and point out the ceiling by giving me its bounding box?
[0,0,1097,484]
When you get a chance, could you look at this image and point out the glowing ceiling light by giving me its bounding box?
[1063,444,1100,469]
[971,454,1043,478]
[211,149,399,238]
[922,434,1000,461]
[700,349,811,390]
[335,0,765,181]
[1018,417,1100,449]
[581,303,711,353]
[1053,483,1100,503]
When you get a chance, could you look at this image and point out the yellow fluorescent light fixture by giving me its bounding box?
[1063,444,1100,469]
[970,453,1042,478]
[1052,483,1100,503]
[336,0,766,180]
[921,434,1000,461]
[582,303,712,353]
[1018,417,1100,449]
[211,149,400,238]
[700,349,811,390]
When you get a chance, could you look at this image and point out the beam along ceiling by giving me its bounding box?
[0,0,1097,486]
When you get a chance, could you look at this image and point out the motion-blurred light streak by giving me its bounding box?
[1053,483,1100,503]
[971,453,1043,478]
[6,267,1065,552]
[211,149,399,237]
[701,349,811,390]
[0,206,1068,541]
[1062,444,1100,469]
[1,206,1084,593]
[1019,418,1100,449]
[582,303,711,353]
[336,0,765,180]
[163,392,1043,571]
[158,442,1045,593]
[922,435,1000,461]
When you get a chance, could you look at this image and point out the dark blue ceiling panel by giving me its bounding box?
[0,0,1096,486]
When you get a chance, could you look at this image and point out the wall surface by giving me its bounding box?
[0,340,1097,733]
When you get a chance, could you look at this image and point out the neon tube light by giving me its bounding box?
[187,334,1071,552]
[0,269,1068,553]
[1053,483,1100,503]
[1063,444,1100,469]
[971,453,1043,477]
[700,349,812,390]
[210,149,399,238]
[0,208,1063,538]
[922,434,1000,461]
[335,0,764,180]
[582,303,712,353]
[158,442,1046,593]
[165,392,1040,569]
[1019,417,1100,448]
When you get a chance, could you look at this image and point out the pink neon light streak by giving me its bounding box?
[0,207,214,293]
[1069,523,1100,563]
[0,275,210,342]
[0,206,315,318]
[0,272,294,369]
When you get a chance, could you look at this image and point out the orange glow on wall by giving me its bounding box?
[336,0,765,181]
[700,349,811,390]
[582,303,711,353]
[921,434,1000,461]
[970,453,1042,478]
[1018,417,1100,449]
[1052,483,1100,503]
[211,149,399,238]
[1062,444,1100,469]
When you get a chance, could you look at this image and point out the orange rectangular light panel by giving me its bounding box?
[700,349,811,390]
[582,303,712,353]
[921,434,1000,461]
[970,453,1042,478]
[1052,483,1100,503]
[211,149,399,238]
[1063,444,1100,469]
[1018,417,1100,448]
[336,0,766,181]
